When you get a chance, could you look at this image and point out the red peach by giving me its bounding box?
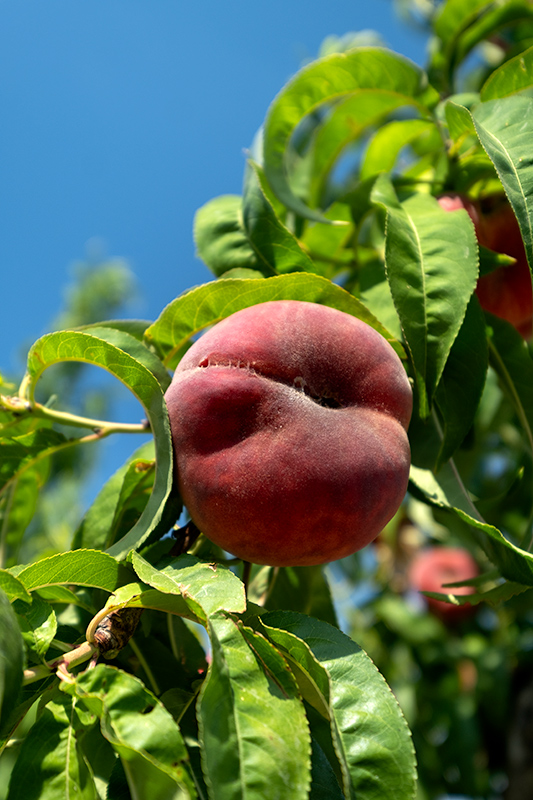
[165,300,412,567]
[438,193,533,338]
[409,546,479,623]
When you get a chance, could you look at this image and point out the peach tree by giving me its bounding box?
[3,1,533,797]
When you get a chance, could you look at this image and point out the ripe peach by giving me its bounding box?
[164,300,412,567]
[438,193,532,338]
[409,546,479,623]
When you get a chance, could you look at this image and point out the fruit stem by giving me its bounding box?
[29,402,150,434]
[23,641,97,685]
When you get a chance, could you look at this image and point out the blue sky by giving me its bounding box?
[0,2,427,501]
[0,1,427,371]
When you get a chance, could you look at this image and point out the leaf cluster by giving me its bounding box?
[3,1,533,797]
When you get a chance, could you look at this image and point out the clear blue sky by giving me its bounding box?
[0,1,427,372]
[0,2,427,502]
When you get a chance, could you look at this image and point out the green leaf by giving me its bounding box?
[0,429,67,493]
[14,594,57,660]
[241,161,318,275]
[435,295,488,467]
[308,95,428,205]
[76,441,180,554]
[197,613,311,799]
[80,318,153,341]
[361,119,437,182]
[249,565,338,627]
[487,314,533,463]
[382,189,479,416]
[1,470,45,568]
[74,441,157,550]
[67,664,197,799]
[0,570,31,603]
[194,195,261,276]
[409,464,533,585]
[424,578,531,609]
[262,47,439,221]
[94,580,203,626]
[309,737,345,800]
[78,325,171,391]
[481,45,533,100]
[261,611,417,800]
[15,549,131,593]
[299,202,354,280]
[25,331,174,559]
[130,552,247,618]
[471,95,533,270]
[144,273,401,369]
[6,694,98,800]
[0,588,23,731]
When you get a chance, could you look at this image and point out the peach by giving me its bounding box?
[164,300,412,566]
[438,193,533,338]
[409,546,479,623]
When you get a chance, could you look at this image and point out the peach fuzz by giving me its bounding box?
[165,300,412,566]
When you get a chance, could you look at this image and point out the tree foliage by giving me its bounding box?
[3,2,533,797]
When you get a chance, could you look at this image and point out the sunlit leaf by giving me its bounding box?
[144,273,401,370]
[22,331,174,559]
[68,664,197,799]
[263,47,438,221]
[198,613,311,799]
[381,187,479,416]
[361,119,437,182]
[261,612,417,800]
[15,549,131,593]
[481,45,533,100]
[471,95,533,270]
[130,552,247,618]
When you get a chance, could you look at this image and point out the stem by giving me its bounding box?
[23,641,97,685]
[30,402,150,434]
[128,638,160,696]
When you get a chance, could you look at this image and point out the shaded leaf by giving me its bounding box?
[194,195,261,277]
[435,295,488,468]
[409,464,533,586]
[6,694,98,800]
[14,594,57,660]
[0,588,24,731]
[241,161,318,275]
